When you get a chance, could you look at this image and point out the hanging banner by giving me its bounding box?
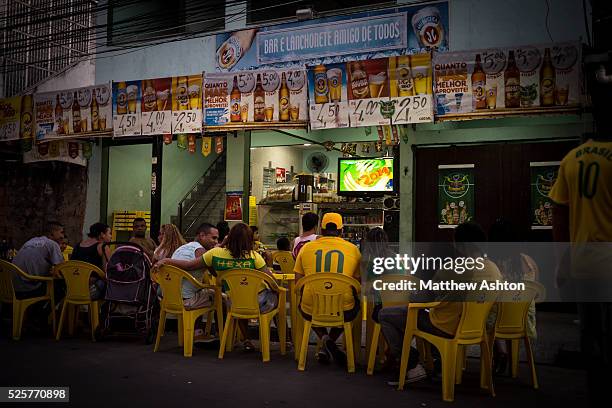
[172,75,202,134]
[202,136,212,156]
[438,164,475,229]
[215,1,449,72]
[225,191,243,221]
[113,81,142,136]
[215,136,224,154]
[433,42,581,116]
[204,68,307,128]
[141,77,172,135]
[309,53,433,129]
[530,161,560,230]
[0,96,22,141]
[24,140,88,166]
[35,84,112,140]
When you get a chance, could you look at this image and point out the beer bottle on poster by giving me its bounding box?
[349,61,370,99]
[230,75,241,122]
[177,76,189,110]
[471,54,486,109]
[143,79,157,112]
[19,95,33,139]
[91,89,99,131]
[279,72,290,121]
[254,74,265,122]
[540,47,556,107]
[504,50,520,109]
[72,91,81,133]
[55,94,64,134]
[396,56,414,97]
[116,81,128,115]
[314,65,329,104]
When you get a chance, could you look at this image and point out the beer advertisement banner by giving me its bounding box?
[438,164,475,229]
[204,69,307,128]
[530,161,560,230]
[141,77,172,135]
[215,1,448,72]
[172,75,202,134]
[225,191,243,221]
[35,84,113,140]
[433,42,581,116]
[308,53,433,129]
[23,140,88,166]
[113,81,142,137]
[0,96,22,141]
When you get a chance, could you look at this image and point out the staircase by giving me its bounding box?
[171,152,226,240]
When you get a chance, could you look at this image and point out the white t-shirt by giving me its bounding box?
[292,233,317,258]
[171,241,204,299]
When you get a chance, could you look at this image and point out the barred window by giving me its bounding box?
[1,0,93,97]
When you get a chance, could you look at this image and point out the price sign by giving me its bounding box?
[172,109,202,133]
[348,97,390,127]
[113,113,141,136]
[390,95,433,124]
[142,110,171,135]
[310,102,349,129]
[261,71,280,92]
[237,72,255,93]
[286,70,306,91]
[0,121,18,141]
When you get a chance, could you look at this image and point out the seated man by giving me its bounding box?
[129,217,156,261]
[171,222,219,310]
[294,212,361,366]
[12,221,65,301]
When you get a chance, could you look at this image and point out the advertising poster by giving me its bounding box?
[171,75,202,134]
[438,164,475,229]
[433,42,581,116]
[0,96,22,141]
[204,68,307,128]
[141,77,172,135]
[215,1,449,72]
[530,161,560,230]
[113,81,142,136]
[225,191,243,221]
[35,84,113,140]
[275,167,286,183]
[24,140,88,166]
[309,53,433,128]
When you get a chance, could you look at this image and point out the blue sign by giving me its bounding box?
[215,1,449,72]
[257,13,407,65]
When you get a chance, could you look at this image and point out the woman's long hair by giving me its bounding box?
[226,223,254,259]
[155,224,186,260]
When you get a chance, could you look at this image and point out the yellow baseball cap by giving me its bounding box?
[321,212,343,230]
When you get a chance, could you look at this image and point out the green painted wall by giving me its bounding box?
[162,139,218,225]
[107,140,218,228]
[107,144,152,225]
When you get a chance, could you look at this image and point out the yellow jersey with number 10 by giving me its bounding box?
[549,140,612,243]
[293,236,362,314]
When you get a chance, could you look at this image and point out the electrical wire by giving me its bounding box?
[583,0,591,47]
[544,0,554,43]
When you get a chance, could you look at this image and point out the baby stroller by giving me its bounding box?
[97,242,158,343]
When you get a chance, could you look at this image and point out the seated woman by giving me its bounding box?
[71,222,112,300]
[155,222,278,351]
[272,237,291,272]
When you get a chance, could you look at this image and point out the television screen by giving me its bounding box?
[338,157,394,195]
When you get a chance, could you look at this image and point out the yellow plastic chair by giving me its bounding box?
[398,300,496,402]
[295,273,361,373]
[493,281,545,389]
[0,260,57,340]
[272,251,295,275]
[154,265,224,358]
[217,268,287,363]
[366,274,419,375]
[54,261,105,342]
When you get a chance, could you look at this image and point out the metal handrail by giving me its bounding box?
[183,182,226,236]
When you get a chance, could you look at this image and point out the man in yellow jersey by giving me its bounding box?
[549,50,612,407]
[294,212,361,365]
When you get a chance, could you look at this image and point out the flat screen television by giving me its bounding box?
[337,157,395,196]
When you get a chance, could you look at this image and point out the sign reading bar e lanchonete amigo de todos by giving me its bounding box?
[215,1,449,72]
[204,69,308,127]
[433,42,581,116]
[35,84,113,140]
[307,53,434,129]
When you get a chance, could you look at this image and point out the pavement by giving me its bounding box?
[0,311,588,408]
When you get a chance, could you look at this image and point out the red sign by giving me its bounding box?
[224,192,243,221]
[275,167,286,183]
